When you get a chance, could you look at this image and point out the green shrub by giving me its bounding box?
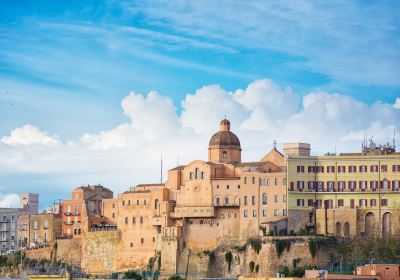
[209,250,216,264]
[308,239,317,258]
[248,237,262,254]
[168,274,184,280]
[274,239,292,258]
[255,264,259,273]
[123,270,143,280]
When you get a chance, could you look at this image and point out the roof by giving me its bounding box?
[209,131,241,148]
[234,162,264,167]
[170,165,185,171]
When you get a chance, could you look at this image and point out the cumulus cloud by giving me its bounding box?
[1,124,60,146]
[1,79,399,207]
[0,193,20,208]
[395,97,400,109]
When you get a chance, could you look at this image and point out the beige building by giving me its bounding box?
[18,213,62,249]
[286,141,400,237]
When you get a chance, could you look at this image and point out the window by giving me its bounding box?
[137,200,139,205]
[274,209,278,216]
[222,151,228,159]
[382,180,389,189]
[243,210,248,217]
[244,196,248,205]
[359,181,367,191]
[224,197,229,205]
[370,181,378,191]
[393,165,400,172]
[112,203,115,209]
[350,199,355,209]
[274,178,278,186]
[125,217,128,224]
[297,181,304,191]
[132,217,136,224]
[359,199,367,207]
[308,166,315,173]
[252,210,256,217]
[122,201,125,206]
[226,185,230,189]
[283,195,286,202]
[263,178,266,186]
[201,172,204,179]
[244,177,247,184]
[128,200,131,206]
[327,181,335,192]
[338,181,345,191]
[153,237,155,242]
[338,166,346,173]
[195,168,199,179]
[370,199,377,207]
[251,196,255,205]
[238,185,241,190]
[338,199,344,207]
[144,200,147,205]
[140,217,144,223]
[317,181,324,192]
[327,166,335,173]
[324,199,333,209]
[283,209,287,216]
[130,243,133,248]
[349,166,356,173]
[393,180,399,191]
[141,238,144,244]
[252,177,255,184]
[155,199,159,209]
[359,165,367,172]
[262,209,267,217]
[307,199,313,207]
[381,165,387,172]
[34,221,38,230]
[297,199,305,207]
[289,182,294,191]
[316,166,324,173]
[381,199,388,206]
[112,213,115,218]
[215,197,220,205]
[297,166,305,173]
[308,181,314,191]
[262,193,267,205]
[190,172,193,180]
[283,178,287,185]
[349,181,356,191]
[274,195,278,203]
[371,165,378,172]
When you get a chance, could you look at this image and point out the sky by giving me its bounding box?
[0,0,399,209]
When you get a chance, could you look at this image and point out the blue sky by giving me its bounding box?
[0,0,399,209]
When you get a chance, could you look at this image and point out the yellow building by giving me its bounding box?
[286,141,400,237]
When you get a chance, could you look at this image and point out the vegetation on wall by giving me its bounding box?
[224,251,233,273]
[168,274,184,280]
[255,264,260,274]
[208,250,216,264]
[279,265,317,277]
[248,237,262,254]
[123,270,143,280]
[273,239,292,258]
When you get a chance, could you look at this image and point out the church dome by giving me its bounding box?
[209,119,241,149]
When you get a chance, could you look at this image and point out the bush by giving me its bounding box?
[255,264,259,273]
[123,270,143,280]
[274,239,292,258]
[248,237,262,254]
[225,251,233,273]
[209,250,216,264]
[168,274,184,280]
[308,239,317,258]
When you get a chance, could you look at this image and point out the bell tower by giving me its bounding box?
[208,119,241,163]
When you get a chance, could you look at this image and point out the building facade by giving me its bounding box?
[18,213,62,249]
[19,193,39,215]
[60,185,113,238]
[287,141,400,238]
[0,208,18,253]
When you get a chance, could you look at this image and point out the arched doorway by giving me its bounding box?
[336,222,342,237]
[343,222,350,237]
[382,212,391,238]
[365,212,375,238]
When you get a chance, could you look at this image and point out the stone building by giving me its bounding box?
[0,208,18,253]
[286,141,400,237]
[60,185,113,238]
[86,119,288,274]
[17,213,62,249]
[19,193,39,215]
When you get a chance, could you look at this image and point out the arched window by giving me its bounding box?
[225,196,229,205]
[266,179,270,186]
[263,178,266,186]
[78,229,81,235]
[262,193,267,205]
[344,222,350,237]
[215,197,220,206]
[195,168,199,179]
[74,229,77,235]
[154,199,159,210]
[336,222,342,237]
[222,151,228,159]
[201,172,204,179]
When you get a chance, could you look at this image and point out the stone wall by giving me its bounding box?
[81,230,119,274]
[56,238,82,267]
[25,245,54,261]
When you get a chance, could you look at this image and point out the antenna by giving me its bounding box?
[273,140,277,149]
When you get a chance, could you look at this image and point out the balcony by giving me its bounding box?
[63,221,73,225]
[64,212,71,216]
[214,203,240,208]
[152,216,162,226]
[0,220,10,223]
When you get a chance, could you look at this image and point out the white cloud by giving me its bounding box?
[1,124,60,146]
[394,97,400,109]
[0,193,20,208]
[1,79,399,206]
